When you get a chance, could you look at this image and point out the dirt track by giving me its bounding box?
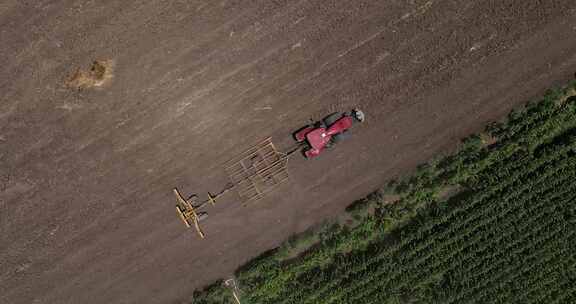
[1,1,576,303]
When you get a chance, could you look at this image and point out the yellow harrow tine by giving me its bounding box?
[208,192,216,205]
[176,205,191,228]
[173,188,191,208]
[192,216,205,239]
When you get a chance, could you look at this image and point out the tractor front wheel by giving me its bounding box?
[323,112,342,127]
[331,131,350,144]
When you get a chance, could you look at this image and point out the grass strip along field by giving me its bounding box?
[191,83,576,304]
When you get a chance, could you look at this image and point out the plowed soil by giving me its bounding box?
[1,1,576,303]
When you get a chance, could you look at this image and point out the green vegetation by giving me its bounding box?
[190,83,576,304]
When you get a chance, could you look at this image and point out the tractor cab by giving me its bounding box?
[294,109,365,158]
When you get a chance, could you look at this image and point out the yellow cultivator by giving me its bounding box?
[173,188,207,239]
[173,137,289,239]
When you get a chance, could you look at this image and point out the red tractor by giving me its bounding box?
[293,109,365,158]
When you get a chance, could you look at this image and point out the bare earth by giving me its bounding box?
[1,1,576,303]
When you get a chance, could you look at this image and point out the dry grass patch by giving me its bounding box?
[479,131,497,147]
[66,60,114,89]
[555,85,576,105]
